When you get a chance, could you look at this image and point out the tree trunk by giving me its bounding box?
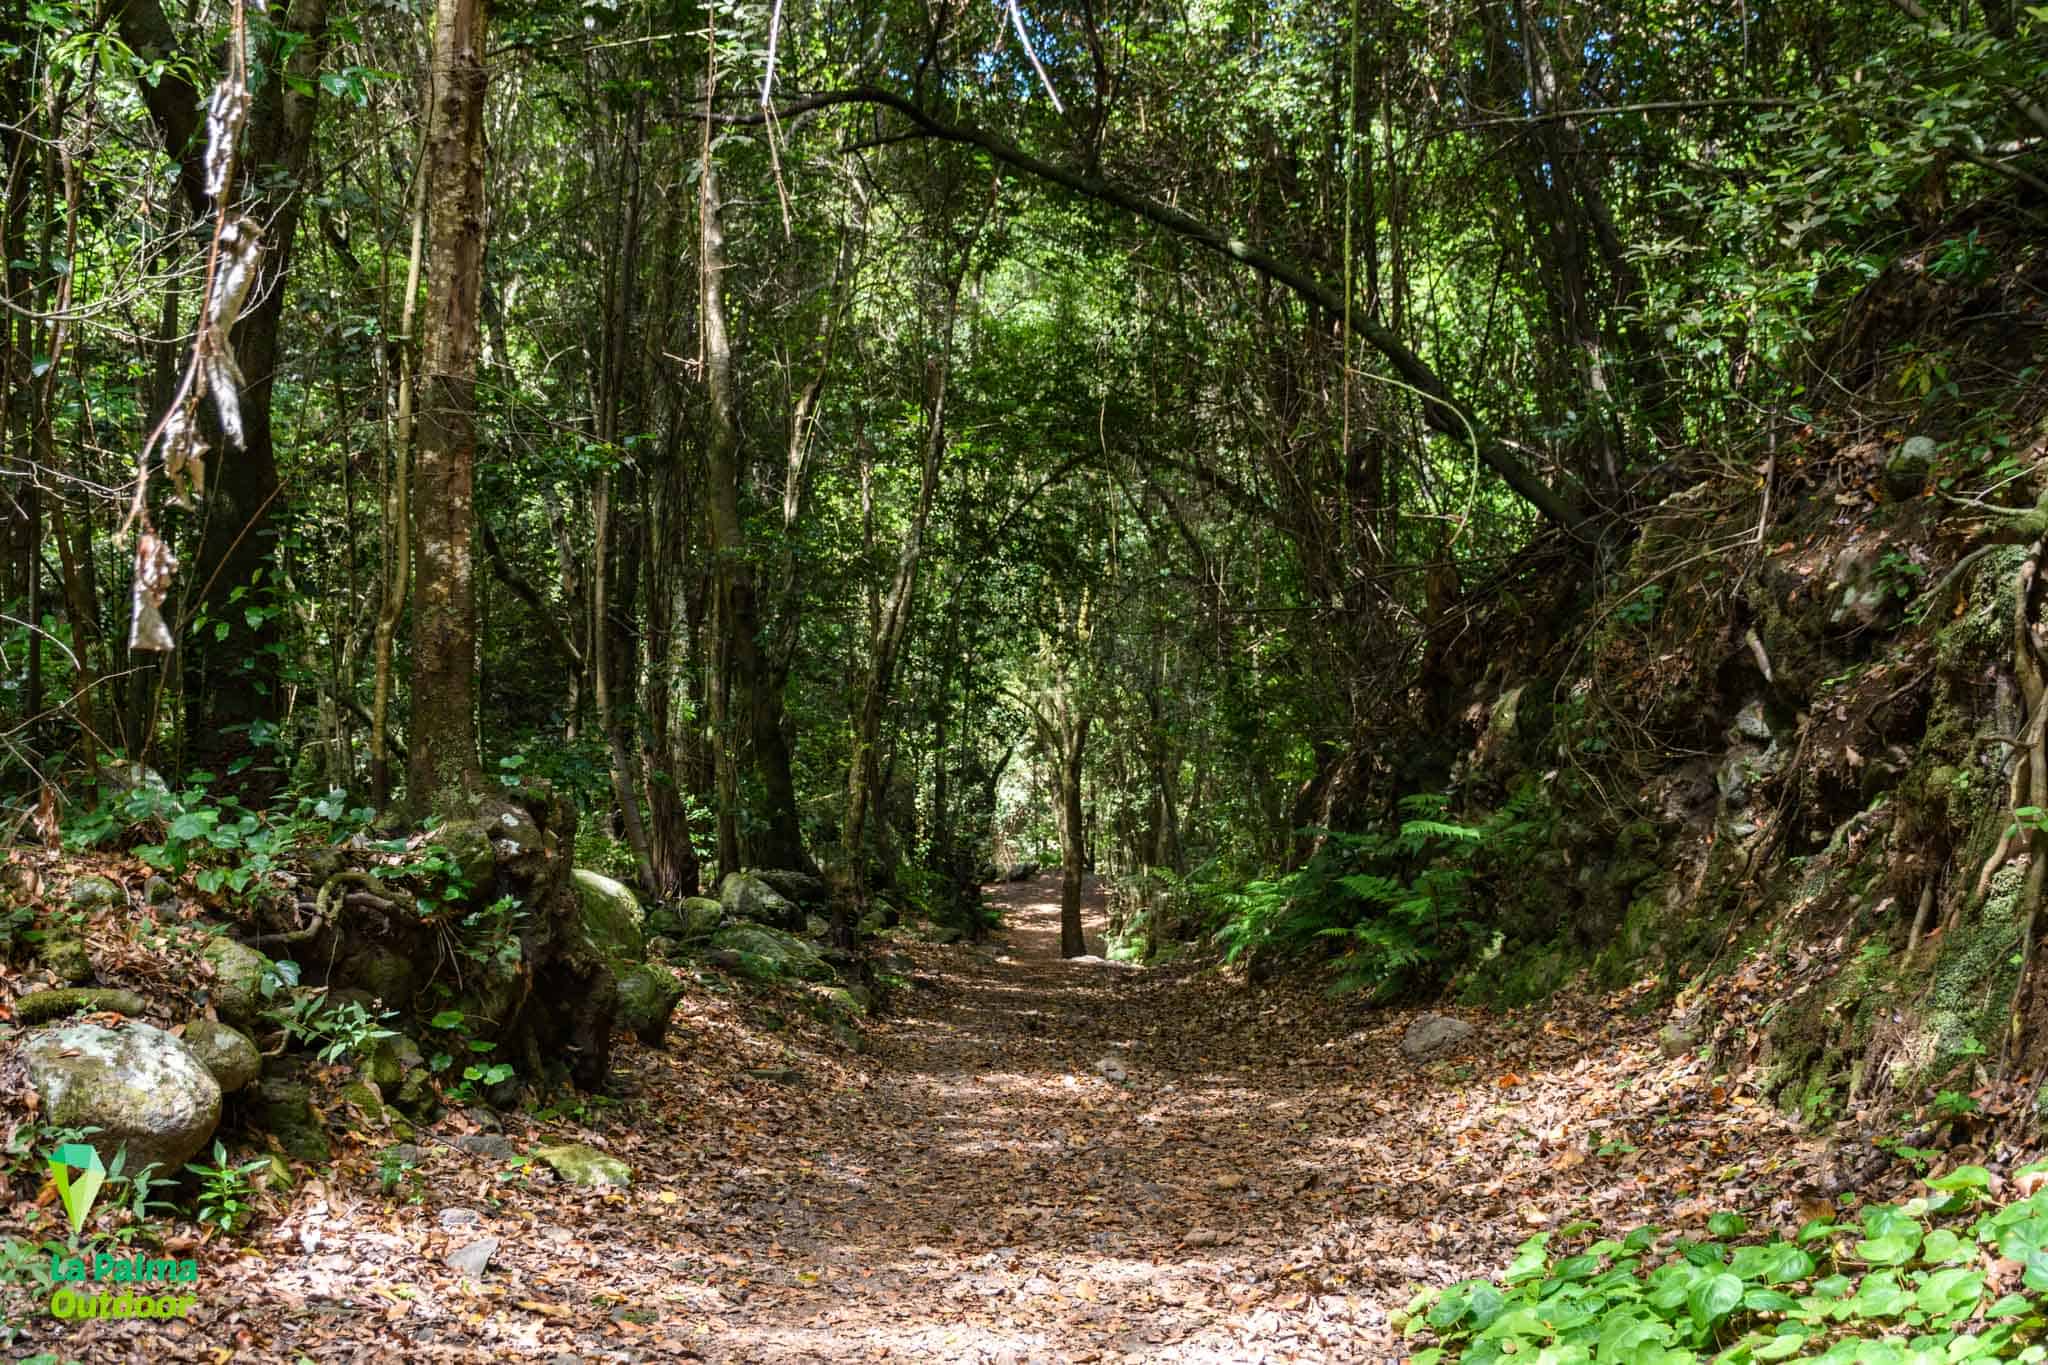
[406,0,488,815]
[1058,716,1091,957]
[114,0,334,798]
[696,154,810,872]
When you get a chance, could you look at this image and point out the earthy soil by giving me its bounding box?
[4,875,1872,1363]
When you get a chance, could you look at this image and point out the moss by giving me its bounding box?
[15,988,146,1024]
[1916,861,2026,1081]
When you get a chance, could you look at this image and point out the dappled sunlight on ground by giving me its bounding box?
[15,871,1832,1363]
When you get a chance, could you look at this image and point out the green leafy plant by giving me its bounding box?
[186,1141,272,1231]
[272,993,398,1064]
[1402,1162,2048,1362]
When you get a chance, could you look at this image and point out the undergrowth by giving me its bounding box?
[1403,1163,2048,1363]
[1192,788,1552,999]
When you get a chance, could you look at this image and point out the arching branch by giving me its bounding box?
[718,86,1590,539]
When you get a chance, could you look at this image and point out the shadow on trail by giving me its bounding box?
[703,873,1401,1363]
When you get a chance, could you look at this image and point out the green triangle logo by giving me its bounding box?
[48,1144,106,1243]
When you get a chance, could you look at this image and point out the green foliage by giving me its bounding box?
[1403,1164,2048,1363]
[271,993,398,1064]
[61,775,374,900]
[186,1141,272,1232]
[1208,790,1551,1000]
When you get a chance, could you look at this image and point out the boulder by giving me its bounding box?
[201,936,271,1026]
[752,869,828,907]
[569,869,646,968]
[22,1022,221,1174]
[345,947,418,1010]
[15,988,145,1025]
[615,963,685,1046]
[1884,435,1936,501]
[445,1237,499,1278]
[719,872,799,930]
[180,1021,260,1093]
[1401,1013,1475,1062]
[66,876,123,911]
[708,923,832,982]
[532,1142,631,1187]
[648,896,722,941]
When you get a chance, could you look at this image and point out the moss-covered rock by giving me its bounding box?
[22,1022,221,1173]
[15,988,146,1024]
[35,933,94,985]
[648,896,722,941]
[434,819,498,891]
[570,868,646,968]
[615,963,684,1046]
[67,876,123,911]
[532,1142,631,1187]
[346,947,418,1011]
[708,923,831,982]
[179,1020,260,1093]
[719,872,799,929]
[752,869,828,908]
[254,1078,331,1163]
[201,936,271,1026]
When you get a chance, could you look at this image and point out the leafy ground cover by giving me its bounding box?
[3,874,2039,1362]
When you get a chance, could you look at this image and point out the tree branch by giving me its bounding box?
[720,86,1590,539]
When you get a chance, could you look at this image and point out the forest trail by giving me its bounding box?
[667,872,1409,1363]
[23,877,1836,1365]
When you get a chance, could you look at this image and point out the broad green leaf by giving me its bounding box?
[1856,1234,1919,1265]
[1689,1272,1744,1330]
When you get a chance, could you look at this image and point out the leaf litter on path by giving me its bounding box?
[7,873,1904,1363]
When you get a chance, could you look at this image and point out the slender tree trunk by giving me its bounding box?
[371,128,427,810]
[406,0,489,814]
[842,276,961,926]
[697,154,809,871]
[1058,715,1091,957]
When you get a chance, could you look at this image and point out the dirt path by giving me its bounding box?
[685,873,1402,1363]
[12,875,1832,1364]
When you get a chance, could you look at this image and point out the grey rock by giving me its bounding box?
[1731,699,1772,743]
[708,923,832,982]
[35,933,93,984]
[570,869,647,968]
[22,1021,221,1174]
[143,876,176,906]
[752,869,829,908]
[615,963,685,1045]
[1884,436,1937,501]
[445,1237,499,1277]
[255,1078,331,1163]
[66,876,123,911]
[1658,1024,1697,1059]
[437,1207,483,1229]
[648,896,723,941]
[181,1019,261,1093]
[719,872,799,929]
[745,1067,805,1086]
[532,1143,631,1187]
[455,1133,518,1160]
[1401,1013,1475,1062]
